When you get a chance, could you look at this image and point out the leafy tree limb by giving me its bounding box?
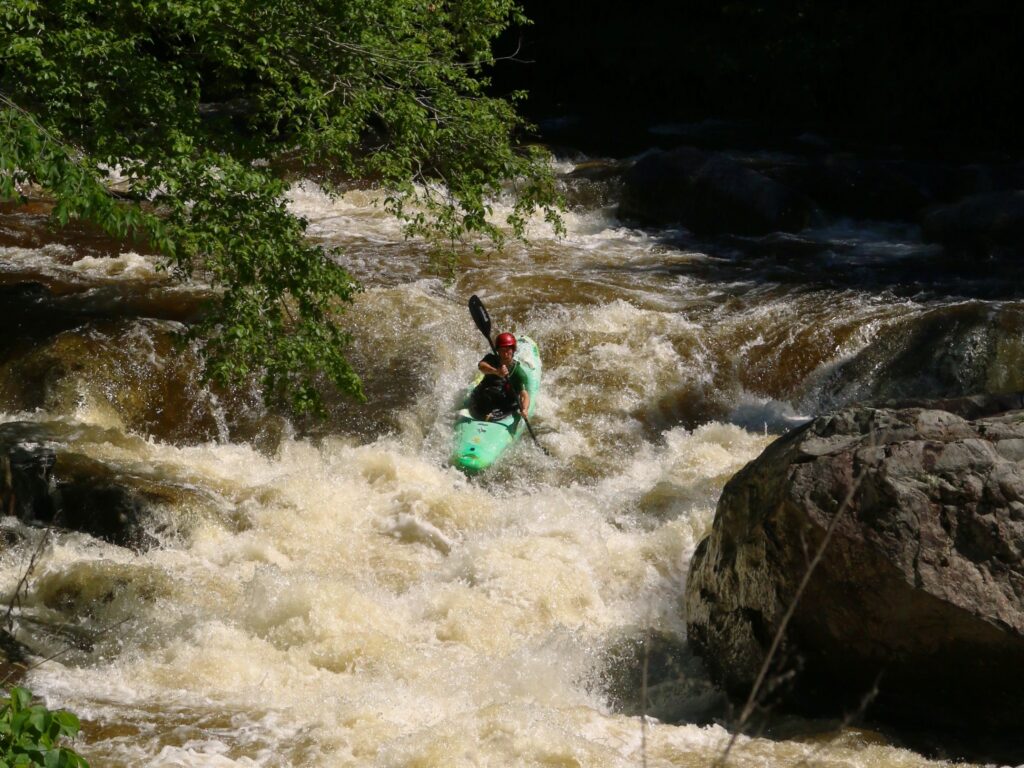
[0,0,562,413]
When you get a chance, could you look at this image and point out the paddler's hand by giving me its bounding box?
[479,360,508,377]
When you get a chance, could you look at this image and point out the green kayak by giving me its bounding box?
[451,335,542,474]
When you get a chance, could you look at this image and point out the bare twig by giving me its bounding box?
[1,525,136,691]
[3,530,50,632]
[641,633,649,768]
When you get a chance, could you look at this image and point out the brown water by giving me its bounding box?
[2,170,1019,766]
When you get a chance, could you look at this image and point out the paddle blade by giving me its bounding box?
[468,295,493,349]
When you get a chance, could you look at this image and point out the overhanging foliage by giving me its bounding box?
[0,0,562,413]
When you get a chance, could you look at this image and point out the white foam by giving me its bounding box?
[0,173,962,768]
[1,245,159,281]
[68,251,161,280]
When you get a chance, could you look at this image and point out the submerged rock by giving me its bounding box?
[810,302,1024,409]
[922,190,1024,255]
[1,421,210,550]
[0,318,284,448]
[560,159,626,210]
[766,153,931,221]
[618,148,814,234]
[685,400,1024,755]
[1,211,285,448]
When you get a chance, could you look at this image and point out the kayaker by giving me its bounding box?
[470,332,530,420]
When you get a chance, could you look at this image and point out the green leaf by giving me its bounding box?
[10,711,29,737]
[43,749,77,768]
[8,691,30,715]
[51,714,78,740]
[0,690,88,768]
[26,710,47,738]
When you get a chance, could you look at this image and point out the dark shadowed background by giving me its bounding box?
[493,1,1022,156]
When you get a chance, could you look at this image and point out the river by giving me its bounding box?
[1,154,1018,766]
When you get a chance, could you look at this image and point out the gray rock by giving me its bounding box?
[686,401,1024,746]
[618,147,707,227]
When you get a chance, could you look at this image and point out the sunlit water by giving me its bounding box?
[1,168,1013,766]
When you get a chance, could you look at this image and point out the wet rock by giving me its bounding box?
[646,119,793,153]
[0,319,284,447]
[811,302,1024,408]
[0,269,206,357]
[0,199,123,257]
[618,148,814,234]
[0,280,90,357]
[685,401,1024,755]
[693,156,816,235]
[1,440,57,523]
[618,147,707,226]
[1,627,30,685]
[766,154,930,221]
[0,280,50,303]
[603,629,728,725]
[958,162,1024,197]
[883,392,1024,421]
[561,159,626,210]
[1,421,197,550]
[0,214,288,448]
[921,191,1024,255]
[568,158,627,183]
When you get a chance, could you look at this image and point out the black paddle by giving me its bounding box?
[468,295,550,456]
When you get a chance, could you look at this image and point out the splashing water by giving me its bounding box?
[0,168,998,767]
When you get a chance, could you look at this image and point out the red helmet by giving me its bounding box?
[495,332,517,349]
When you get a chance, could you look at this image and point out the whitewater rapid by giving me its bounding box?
[0,169,992,766]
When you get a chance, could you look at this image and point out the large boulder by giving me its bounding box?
[618,148,814,234]
[562,158,627,211]
[685,400,1024,754]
